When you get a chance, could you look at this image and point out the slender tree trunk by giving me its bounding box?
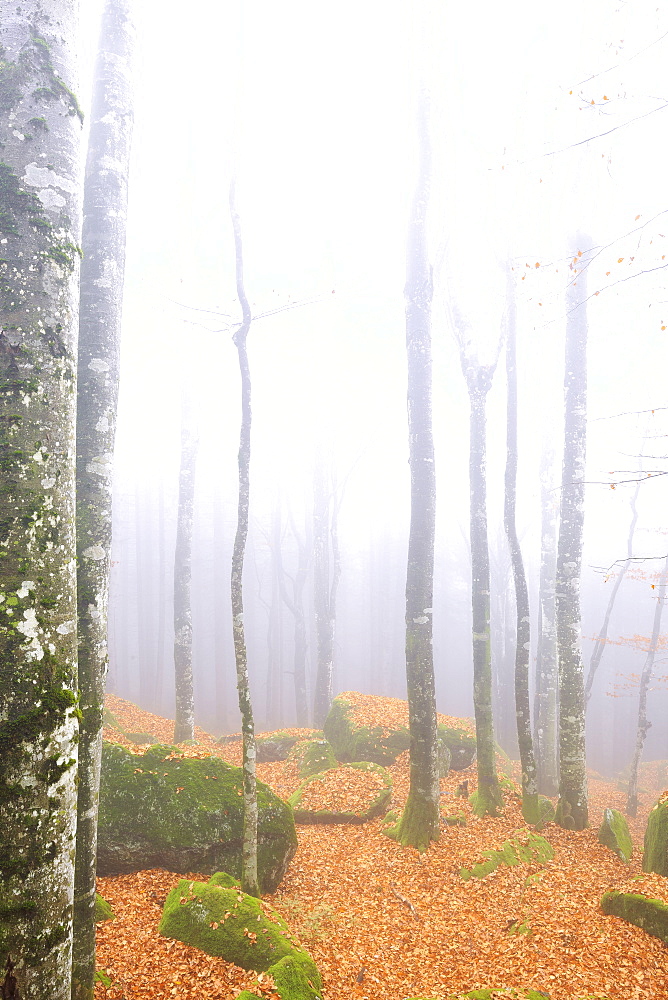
[73,2,135,994]
[534,452,559,795]
[229,180,259,896]
[386,91,439,851]
[312,458,340,727]
[555,236,591,831]
[585,481,640,704]
[464,366,503,817]
[503,276,539,823]
[276,513,309,726]
[0,7,83,996]
[173,389,198,742]
[626,554,668,816]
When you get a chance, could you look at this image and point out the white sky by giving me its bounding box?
[78,1,668,693]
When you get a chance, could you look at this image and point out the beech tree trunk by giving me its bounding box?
[555,237,591,831]
[312,458,340,727]
[386,91,439,851]
[463,362,503,817]
[585,481,640,704]
[503,278,539,823]
[0,5,83,996]
[534,451,559,795]
[173,388,198,743]
[229,180,259,896]
[626,553,668,817]
[73,3,135,995]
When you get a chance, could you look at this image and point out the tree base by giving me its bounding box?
[384,792,439,852]
[470,785,504,818]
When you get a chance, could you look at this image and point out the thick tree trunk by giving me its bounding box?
[173,389,198,743]
[465,367,503,817]
[0,6,83,996]
[555,237,590,831]
[585,481,640,704]
[73,3,134,994]
[534,453,559,795]
[386,91,439,851]
[626,554,668,817]
[503,280,539,823]
[229,180,259,896]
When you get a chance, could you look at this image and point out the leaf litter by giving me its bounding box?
[96,693,668,1000]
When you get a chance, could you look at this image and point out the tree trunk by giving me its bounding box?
[585,481,640,704]
[503,275,539,823]
[465,365,503,817]
[229,180,259,896]
[312,457,340,727]
[276,512,309,726]
[626,554,668,817]
[534,451,559,795]
[555,237,591,831]
[73,3,135,994]
[173,388,198,742]
[0,6,83,996]
[386,91,439,851]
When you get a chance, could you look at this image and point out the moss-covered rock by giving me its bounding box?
[323,696,410,765]
[460,830,554,880]
[94,894,115,922]
[323,694,465,772]
[642,794,668,875]
[291,738,338,777]
[256,732,315,762]
[536,795,555,828]
[601,890,668,944]
[598,807,632,862]
[97,742,297,892]
[159,876,322,999]
[288,762,392,824]
[438,725,477,771]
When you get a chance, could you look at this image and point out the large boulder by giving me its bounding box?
[289,762,392,824]
[323,693,469,773]
[643,793,668,874]
[159,874,322,1000]
[601,890,668,945]
[598,807,632,862]
[289,738,338,777]
[97,742,297,892]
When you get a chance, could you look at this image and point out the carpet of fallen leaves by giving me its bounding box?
[293,765,387,814]
[96,693,668,1000]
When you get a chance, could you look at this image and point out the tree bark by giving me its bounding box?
[555,237,591,831]
[534,451,559,795]
[503,275,539,823]
[463,363,503,817]
[173,388,198,743]
[229,180,259,896]
[73,3,135,994]
[0,5,83,995]
[386,90,439,851]
[626,554,668,817]
[312,457,340,727]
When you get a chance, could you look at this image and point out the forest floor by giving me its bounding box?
[95,693,668,1000]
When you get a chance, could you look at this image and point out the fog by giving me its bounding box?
[79,1,668,775]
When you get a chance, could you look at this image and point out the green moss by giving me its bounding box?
[289,762,391,824]
[384,790,439,852]
[295,739,338,778]
[642,798,668,874]
[598,808,632,862]
[97,742,297,892]
[94,894,114,923]
[323,696,411,765]
[438,724,477,771]
[460,830,554,880]
[601,890,668,944]
[160,878,294,967]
